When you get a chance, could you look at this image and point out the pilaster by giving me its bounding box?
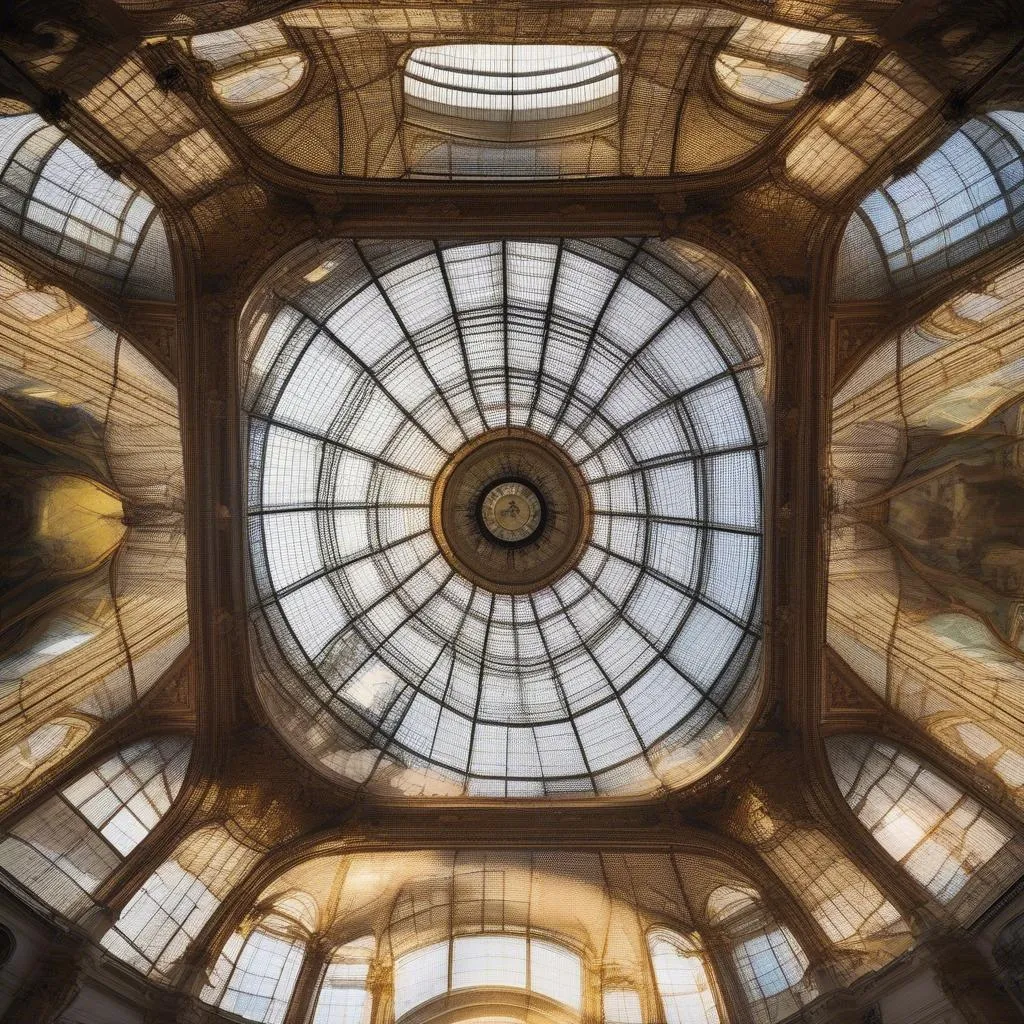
[282,944,328,1024]
[367,959,395,1024]
[701,930,755,1024]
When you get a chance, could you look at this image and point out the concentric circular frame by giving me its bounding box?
[431,427,594,594]
[244,237,768,799]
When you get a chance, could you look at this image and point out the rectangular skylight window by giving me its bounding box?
[404,44,619,132]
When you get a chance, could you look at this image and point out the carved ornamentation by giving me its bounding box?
[831,307,895,384]
[823,657,879,714]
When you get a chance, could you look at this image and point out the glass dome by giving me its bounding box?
[244,238,768,798]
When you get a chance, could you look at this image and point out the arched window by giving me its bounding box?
[402,47,621,180]
[706,886,817,1024]
[726,792,911,971]
[100,824,263,979]
[0,114,174,300]
[189,21,307,112]
[647,929,720,1024]
[602,987,643,1024]
[0,735,190,919]
[393,934,583,1019]
[826,735,1014,905]
[835,110,1024,299]
[715,19,840,106]
[202,926,306,1024]
[404,45,619,137]
[311,936,375,1024]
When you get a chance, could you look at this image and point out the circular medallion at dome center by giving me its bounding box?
[481,481,543,543]
[431,428,592,594]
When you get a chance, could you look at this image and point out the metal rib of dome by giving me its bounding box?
[245,238,767,798]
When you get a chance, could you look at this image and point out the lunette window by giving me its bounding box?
[404,45,619,138]
[706,886,817,1024]
[202,926,306,1024]
[0,114,174,299]
[99,825,262,979]
[393,934,583,1019]
[0,735,190,918]
[827,735,1014,904]
[835,110,1024,298]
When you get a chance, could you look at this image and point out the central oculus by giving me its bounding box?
[480,481,543,544]
[431,427,593,594]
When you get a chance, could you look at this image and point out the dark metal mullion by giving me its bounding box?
[298,306,450,463]
[26,182,132,262]
[301,567,459,770]
[670,383,730,718]
[584,440,761,485]
[684,305,767,629]
[423,582,480,769]
[902,117,1017,287]
[641,286,766,622]
[247,304,313,414]
[596,507,761,538]
[549,239,645,435]
[526,591,598,790]
[248,412,434,481]
[410,52,615,82]
[463,591,497,778]
[263,527,432,613]
[856,198,903,294]
[548,578,655,772]
[571,563,727,718]
[586,536,754,635]
[251,500,428,515]
[118,202,161,294]
[360,580,478,791]
[304,550,446,713]
[526,240,565,429]
[406,65,620,103]
[109,186,148,253]
[576,366,738,466]
[433,241,489,428]
[579,405,721,706]
[352,239,471,446]
[565,272,722,446]
[323,566,455,743]
[10,127,64,230]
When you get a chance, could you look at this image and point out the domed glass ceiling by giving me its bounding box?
[245,238,767,798]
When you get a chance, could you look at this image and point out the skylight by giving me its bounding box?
[404,45,619,135]
[244,238,767,799]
